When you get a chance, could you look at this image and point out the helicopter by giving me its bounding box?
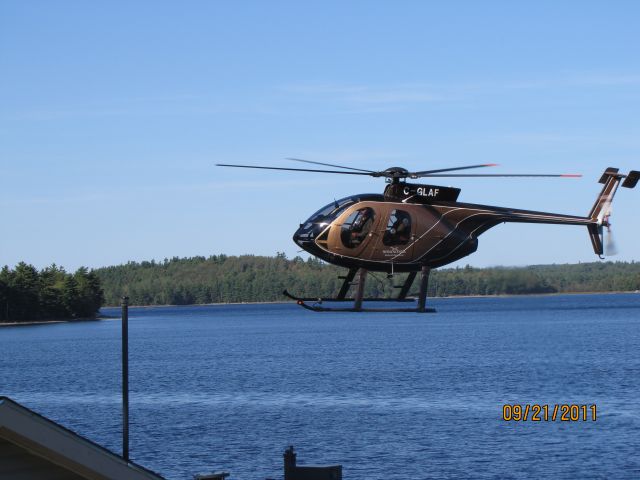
[217,159,639,312]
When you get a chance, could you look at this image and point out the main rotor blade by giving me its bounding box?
[411,163,499,177]
[418,173,582,178]
[286,157,375,173]
[216,164,373,175]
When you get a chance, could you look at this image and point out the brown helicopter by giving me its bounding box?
[217,160,638,312]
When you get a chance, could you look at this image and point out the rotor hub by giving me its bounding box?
[383,167,410,178]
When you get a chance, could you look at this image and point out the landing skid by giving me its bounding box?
[283,266,436,313]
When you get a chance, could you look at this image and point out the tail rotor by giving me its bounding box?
[603,206,619,256]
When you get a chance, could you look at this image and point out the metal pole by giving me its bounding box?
[121,296,129,461]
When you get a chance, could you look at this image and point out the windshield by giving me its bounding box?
[295,194,383,241]
[304,197,354,228]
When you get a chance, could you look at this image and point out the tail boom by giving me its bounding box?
[481,167,637,258]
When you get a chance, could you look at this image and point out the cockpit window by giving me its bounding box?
[296,194,384,244]
[341,207,375,248]
[301,197,355,231]
[383,209,412,246]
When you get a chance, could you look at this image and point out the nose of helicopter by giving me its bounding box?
[292,228,300,244]
[292,219,320,252]
[292,225,306,248]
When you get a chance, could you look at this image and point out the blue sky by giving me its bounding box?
[1,1,639,270]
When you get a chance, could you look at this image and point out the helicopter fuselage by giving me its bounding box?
[293,183,592,273]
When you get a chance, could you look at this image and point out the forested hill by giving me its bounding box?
[94,254,640,306]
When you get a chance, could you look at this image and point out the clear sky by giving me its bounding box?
[1,1,639,271]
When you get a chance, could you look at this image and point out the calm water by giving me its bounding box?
[1,294,640,479]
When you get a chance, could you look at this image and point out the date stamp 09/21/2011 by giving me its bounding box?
[502,404,597,422]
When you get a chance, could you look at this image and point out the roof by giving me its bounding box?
[0,396,166,480]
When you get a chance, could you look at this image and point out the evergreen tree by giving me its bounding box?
[0,263,105,323]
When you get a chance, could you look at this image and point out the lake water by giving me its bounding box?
[1,294,640,479]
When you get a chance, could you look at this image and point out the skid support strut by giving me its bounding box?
[353,269,368,311]
[396,271,417,300]
[337,268,358,300]
[417,266,430,313]
[283,266,435,312]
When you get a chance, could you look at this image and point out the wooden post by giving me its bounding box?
[284,445,296,480]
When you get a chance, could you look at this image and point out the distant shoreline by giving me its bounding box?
[100,290,640,309]
[0,317,100,327]
[3,290,637,325]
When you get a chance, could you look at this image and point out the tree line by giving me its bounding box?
[4,256,636,318]
[0,263,104,323]
[93,254,640,306]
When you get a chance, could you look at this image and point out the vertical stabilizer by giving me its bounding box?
[588,167,622,223]
[587,223,604,256]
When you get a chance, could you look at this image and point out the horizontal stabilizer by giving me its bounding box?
[599,167,619,184]
[622,170,639,189]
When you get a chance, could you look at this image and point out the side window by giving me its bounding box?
[340,207,375,248]
[383,209,412,246]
